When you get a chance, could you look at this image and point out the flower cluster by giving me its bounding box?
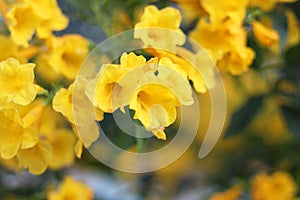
[0,0,89,175]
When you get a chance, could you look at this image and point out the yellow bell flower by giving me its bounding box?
[38,106,79,168]
[48,176,94,200]
[47,129,76,170]
[36,34,89,81]
[251,171,297,200]
[129,85,179,140]
[87,52,194,140]
[201,0,249,28]
[17,139,52,175]
[53,82,104,158]
[1,0,68,47]
[134,5,186,50]
[0,108,38,159]
[147,47,215,93]
[53,84,76,124]
[252,21,279,47]
[190,19,255,75]
[0,58,41,106]
[86,52,147,113]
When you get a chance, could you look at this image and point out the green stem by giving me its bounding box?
[135,126,146,153]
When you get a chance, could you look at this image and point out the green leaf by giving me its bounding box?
[224,95,264,138]
[269,9,288,51]
[281,106,300,141]
[284,44,300,83]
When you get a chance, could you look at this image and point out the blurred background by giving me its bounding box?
[0,0,300,199]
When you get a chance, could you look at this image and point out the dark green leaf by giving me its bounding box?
[281,106,300,141]
[269,10,288,51]
[224,95,264,138]
[284,44,300,83]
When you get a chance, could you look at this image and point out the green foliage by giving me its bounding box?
[224,95,264,138]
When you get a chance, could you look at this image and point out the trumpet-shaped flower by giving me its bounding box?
[36,34,89,81]
[53,84,76,124]
[17,139,52,175]
[47,129,76,170]
[53,82,103,158]
[190,19,255,74]
[134,5,186,50]
[0,109,38,159]
[86,52,147,113]
[48,176,94,200]
[0,58,41,106]
[147,47,215,93]
[252,21,279,47]
[87,52,194,139]
[1,0,68,47]
[251,171,297,200]
[201,0,249,27]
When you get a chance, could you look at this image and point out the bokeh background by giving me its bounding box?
[0,0,300,199]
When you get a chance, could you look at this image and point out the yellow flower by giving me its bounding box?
[190,19,255,74]
[251,171,297,200]
[36,34,89,81]
[87,52,194,140]
[209,185,243,200]
[286,10,300,48]
[48,176,94,200]
[17,139,52,175]
[1,0,68,46]
[134,5,185,50]
[47,129,76,170]
[147,47,215,93]
[128,85,179,140]
[53,82,104,158]
[0,108,38,159]
[174,0,208,23]
[53,84,76,124]
[86,52,146,113]
[252,21,279,47]
[38,106,79,168]
[0,58,41,106]
[201,0,249,27]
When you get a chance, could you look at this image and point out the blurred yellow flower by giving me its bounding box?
[47,129,76,170]
[174,0,208,23]
[251,171,298,200]
[134,5,185,50]
[38,106,80,169]
[209,185,243,200]
[190,19,255,74]
[48,176,94,200]
[201,0,249,27]
[252,21,279,47]
[36,34,89,81]
[286,10,300,48]
[0,58,41,106]
[0,108,38,159]
[17,139,53,175]
[0,0,68,47]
